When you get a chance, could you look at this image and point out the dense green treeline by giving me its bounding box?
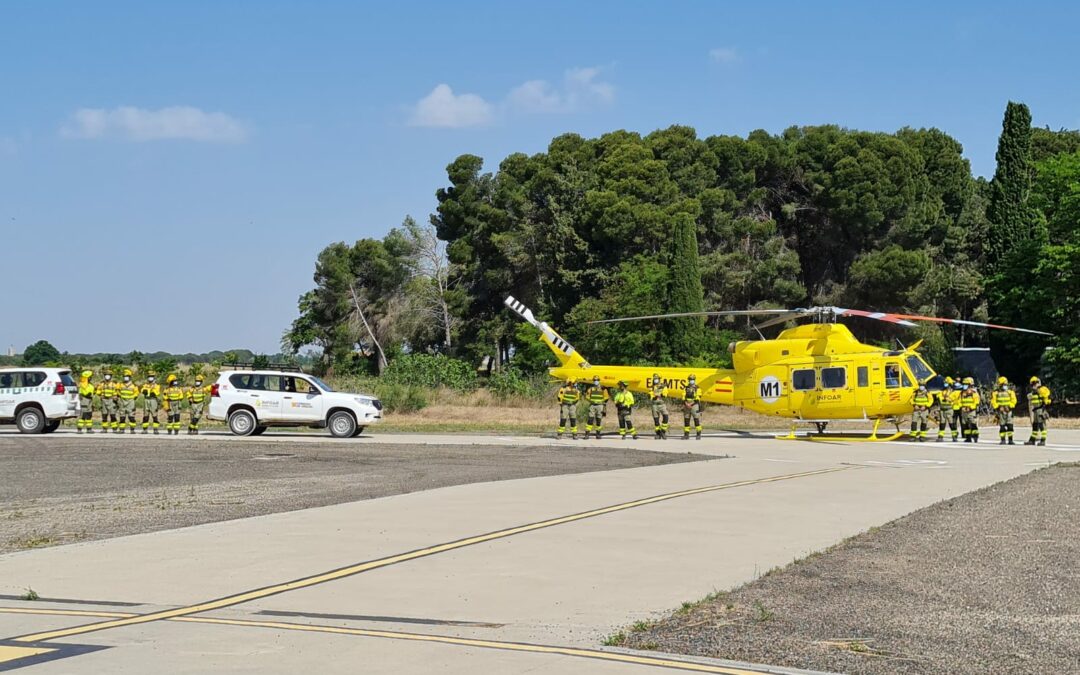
[286,104,1080,395]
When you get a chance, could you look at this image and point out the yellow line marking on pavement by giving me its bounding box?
[0,608,766,673]
[0,645,55,665]
[12,465,853,644]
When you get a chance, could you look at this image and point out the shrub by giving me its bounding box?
[382,354,477,391]
[488,367,550,400]
[373,382,429,413]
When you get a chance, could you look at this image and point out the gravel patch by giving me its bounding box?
[621,464,1080,674]
[0,435,708,554]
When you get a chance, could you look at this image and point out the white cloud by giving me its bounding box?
[507,66,615,114]
[408,84,493,128]
[61,106,249,142]
[709,47,740,64]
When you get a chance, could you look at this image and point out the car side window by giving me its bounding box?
[23,372,46,388]
[263,376,281,392]
[294,378,316,394]
[0,373,13,389]
[230,374,253,390]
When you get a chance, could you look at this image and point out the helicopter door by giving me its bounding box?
[812,365,851,414]
[788,366,815,417]
[878,361,911,409]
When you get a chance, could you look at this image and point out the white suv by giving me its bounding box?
[0,367,80,434]
[208,369,382,438]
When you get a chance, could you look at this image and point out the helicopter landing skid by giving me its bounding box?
[776,417,906,442]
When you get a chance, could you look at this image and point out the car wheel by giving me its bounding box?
[251,425,268,436]
[16,408,45,434]
[351,426,365,437]
[228,409,257,436]
[328,411,357,438]
[43,420,61,433]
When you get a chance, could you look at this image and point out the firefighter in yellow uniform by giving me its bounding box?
[584,376,608,439]
[682,374,703,440]
[141,372,162,434]
[186,375,211,435]
[555,378,580,439]
[910,384,931,441]
[76,370,95,433]
[1025,376,1052,446]
[948,379,963,441]
[95,372,120,433]
[613,381,637,439]
[992,377,1017,445]
[649,374,669,439]
[117,368,140,434]
[959,377,980,443]
[933,377,952,441]
[162,375,186,435]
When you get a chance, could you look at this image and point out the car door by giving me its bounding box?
[248,374,283,420]
[281,377,324,422]
[0,371,17,418]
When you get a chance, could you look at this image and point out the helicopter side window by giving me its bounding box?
[821,367,846,389]
[885,364,901,388]
[792,369,816,391]
[857,366,869,387]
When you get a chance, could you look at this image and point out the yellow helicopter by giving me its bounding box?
[504,296,1052,440]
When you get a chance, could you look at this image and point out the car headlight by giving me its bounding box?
[354,397,373,406]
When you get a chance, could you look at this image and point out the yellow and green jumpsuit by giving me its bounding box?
[163,384,186,435]
[960,387,980,443]
[77,376,95,432]
[117,379,140,433]
[556,384,581,439]
[649,382,669,439]
[95,378,120,432]
[910,389,931,441]
[992,385,1017,445]
[186,383,210,434]
[584,384,608,439]
[948,386,962,441]
[613,388,637,439]
[141,380,162,433]
[1026,384,1052,445]
[682,382,702,439]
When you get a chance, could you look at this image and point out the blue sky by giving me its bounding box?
[2,1,1077,355]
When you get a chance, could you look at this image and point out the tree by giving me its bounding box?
[666,213,705,360]
[986,102,1043,267]
[23,340,60,366]
[399,216,459,350]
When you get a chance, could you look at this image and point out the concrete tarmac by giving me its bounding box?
[0,426,1077,673]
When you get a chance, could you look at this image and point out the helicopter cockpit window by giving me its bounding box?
[792,369,816,391]
[906,355,934,383]
[885,364,901,388]
[821,367,846,389]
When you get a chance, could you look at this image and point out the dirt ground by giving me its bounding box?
[620,464,1080,674]
[0,435,709,555]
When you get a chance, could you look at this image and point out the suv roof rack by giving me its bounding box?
[220,362,306,373]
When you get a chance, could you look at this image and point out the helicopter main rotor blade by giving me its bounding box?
[586,309,799,325]
[752,310,816,330]
[831,308,1054,336]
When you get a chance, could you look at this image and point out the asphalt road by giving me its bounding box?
[0,434,707,554]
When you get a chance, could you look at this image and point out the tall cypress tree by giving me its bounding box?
[986,101,1039,268]
[667,213,705,361]
[986,101,1047,383]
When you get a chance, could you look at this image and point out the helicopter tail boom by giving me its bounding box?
[505,296,589,370]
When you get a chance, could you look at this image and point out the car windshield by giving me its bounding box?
[906,355,935,383]
[309,376,334,392]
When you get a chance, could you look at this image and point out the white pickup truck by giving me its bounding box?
[207,369,382,438]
